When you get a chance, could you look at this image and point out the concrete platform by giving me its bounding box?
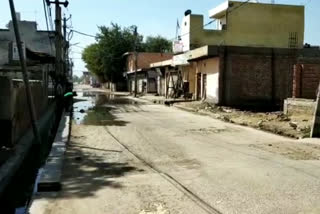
[49,142,66,158]
[36,113,70,192]
[37,157,63,192]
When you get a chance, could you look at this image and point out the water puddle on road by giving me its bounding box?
[73,92,135,126]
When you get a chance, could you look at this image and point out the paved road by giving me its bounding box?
[40,94,320,214]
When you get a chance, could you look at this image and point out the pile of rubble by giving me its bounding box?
[175,101,312,139]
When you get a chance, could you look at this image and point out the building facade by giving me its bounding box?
[150,1,320,110]
[0,16,55,147]
[175,1,304,53]
[124,52,173,94]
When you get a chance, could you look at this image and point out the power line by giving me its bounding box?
[70,29,96,38]
[47,4,54,30]
[42,0,50,32]
[73,44,86,49]
[67,0,252,53]
[42,0,53,54]
[173,0,251,41]
[70,51,83,54]
[65,0,251,45]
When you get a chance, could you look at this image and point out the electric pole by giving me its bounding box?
[46,0,69,82]
[311,83,320,137]
[134,26,138,98]
[8,0,41,145]
[55,0,62,79]
[63,16,67,78]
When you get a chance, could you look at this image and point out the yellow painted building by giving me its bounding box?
[177,1,304,52]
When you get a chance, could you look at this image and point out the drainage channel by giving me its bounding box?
[0,107,62,214]
[1,148,44,214]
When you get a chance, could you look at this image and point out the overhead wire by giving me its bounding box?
[69,29,96,38]
[173,0,251,42]
[47,5,54,30]
[42,0,54,55]
[70,0,252,62]
[67,0,251,43]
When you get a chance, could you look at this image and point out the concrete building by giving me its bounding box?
[185,45,319,109]
[124,52,173,94]
[175,1,304,53]
[0,15,55,147]
[150,56,196,99]
[150,1,320,110]
[0,18,55,65]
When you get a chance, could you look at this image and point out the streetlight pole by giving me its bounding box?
[134,26,138,97]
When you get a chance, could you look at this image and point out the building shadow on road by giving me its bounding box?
[51,143,141,199]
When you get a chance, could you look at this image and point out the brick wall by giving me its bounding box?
[225,54,273,107]
[222,48,295,109]
[293,64,320,99]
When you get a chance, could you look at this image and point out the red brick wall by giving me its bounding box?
[300,64,320,99]
[274,57,294,103]
[224,55,272,106]
[215,46,320,109]
[223,52,294,108]
[293,64,303,98]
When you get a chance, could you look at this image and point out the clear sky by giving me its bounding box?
[0,0,318,76]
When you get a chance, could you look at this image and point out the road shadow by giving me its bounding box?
[50,141,141,199]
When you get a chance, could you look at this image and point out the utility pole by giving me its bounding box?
[46,0,69,83]
[8,0,42,145]
[55,0,62,78]
[311,83,320,137]
[63,16,67,78]
[134,26,138,97]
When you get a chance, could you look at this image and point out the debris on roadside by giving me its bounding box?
[289,122,298,129]
[174,101,312,139]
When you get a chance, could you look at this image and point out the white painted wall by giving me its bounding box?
[207,72,219,103]
[180,15,191,52]
[217,17,227,30]
[198,58,220,103]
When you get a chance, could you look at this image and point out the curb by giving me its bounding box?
[29,112,71,214]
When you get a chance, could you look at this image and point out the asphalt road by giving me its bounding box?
[38,92,320,214]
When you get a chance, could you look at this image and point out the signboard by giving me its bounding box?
[173,40,184,54]
[173,52,189,66]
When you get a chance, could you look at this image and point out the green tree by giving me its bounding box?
[82,23,172,83]
[144,35,172,53]
[82,43,103,80]
[82,23,143,83]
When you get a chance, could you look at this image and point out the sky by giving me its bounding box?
[0,0,318,76]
